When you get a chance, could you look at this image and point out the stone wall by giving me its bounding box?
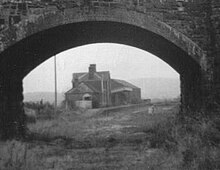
[0,0,207,62]
[0,0,219,139]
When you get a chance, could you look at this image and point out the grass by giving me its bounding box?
[0,104,220,169]
[176,115,220,170]
[0,140,44,170]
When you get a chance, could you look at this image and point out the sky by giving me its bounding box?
[23,43,179,93]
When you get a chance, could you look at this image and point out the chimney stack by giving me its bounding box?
[89,64,96,79]
[72,75,79,88]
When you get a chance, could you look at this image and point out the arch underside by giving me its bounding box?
[0,21,201,78]
[0,21,206,139]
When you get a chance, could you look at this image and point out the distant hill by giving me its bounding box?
[129,78,180,100]
[24,92,64,104]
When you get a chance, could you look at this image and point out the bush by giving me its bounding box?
[143,111,220,169]
[177,115,220,170]
[144,116,178,152]
[24,101,56,120]
[24,108,36,124]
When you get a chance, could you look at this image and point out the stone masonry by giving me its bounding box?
[0,0,219,139]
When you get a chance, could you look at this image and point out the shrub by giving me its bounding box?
[24,108,36,124]
[143,111,220,169]
[144,114,178,152]
[177,114,220,170]
[0,140,44,170]
[24,101,56,120]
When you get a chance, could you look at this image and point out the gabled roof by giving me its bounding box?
[65,88,81,94]
[111,79,140,90]
[67,66,140,95]
[65,82,97,94]
[73,72,87,80]
[66,78,140,94]
[111,87,133,93]
[73,71,110,82]
[83,81,102,93]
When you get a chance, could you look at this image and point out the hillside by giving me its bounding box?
[24,92,64,104]
[129,77,180,99]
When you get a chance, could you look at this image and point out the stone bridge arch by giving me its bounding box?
[0,1,215,139]
[0,7,206,69]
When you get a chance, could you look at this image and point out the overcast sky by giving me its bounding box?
[23,43,179,93]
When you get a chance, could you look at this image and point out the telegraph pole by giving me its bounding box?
[54,55,57,114]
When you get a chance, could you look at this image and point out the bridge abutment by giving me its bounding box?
[214,56,220,108]
[180,68,214,115]
[0,75,26,140]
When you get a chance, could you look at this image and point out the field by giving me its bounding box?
[0,103,219,170]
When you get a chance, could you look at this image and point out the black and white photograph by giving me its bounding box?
[0,0,219,169]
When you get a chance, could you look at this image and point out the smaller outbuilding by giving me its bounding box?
[111,79,141,106]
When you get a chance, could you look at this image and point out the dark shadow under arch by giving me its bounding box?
[0,21,201,78]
